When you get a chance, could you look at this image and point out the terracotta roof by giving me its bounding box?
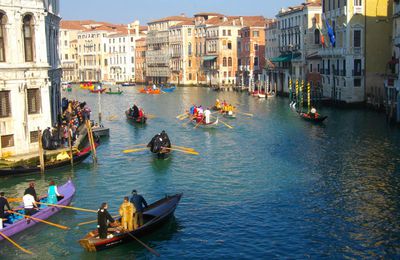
[139,26,148,32]
[194,12,224,17]
[149,16,192,24]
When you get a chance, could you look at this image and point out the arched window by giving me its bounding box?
[228,57,232,67]
[314,29,320,44]
[0,12,6,62]
[23,14,34,62]
[188,42,192,55]
[223,57,227,67]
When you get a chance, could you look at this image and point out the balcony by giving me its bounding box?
[319,47,346,57]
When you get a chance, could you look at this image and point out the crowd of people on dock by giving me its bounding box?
[41,98,92,151]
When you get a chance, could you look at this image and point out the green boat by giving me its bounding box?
[105,91,123,95]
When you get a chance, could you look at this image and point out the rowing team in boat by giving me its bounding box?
[300,107,321,119]
[127,104,145,119]
[97,190,148,239]
[215,99,235,116]
[189,105,212,124]
[0,181,64,228]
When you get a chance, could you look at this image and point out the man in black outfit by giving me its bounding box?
[160,130,171,148]
[132,104,139,118]
[24,182,38,201]
[0,192,11,220]
[97,202,115,239]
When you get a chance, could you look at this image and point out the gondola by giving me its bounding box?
[125,110,147,124]
[0,180,75,240]
[79,193,182,252]
[299,112,327,123]
[191,117,219,128]
[105,91,123,95]
[0,146,93,177]
[89,88,106,93]
[121,82,136,87]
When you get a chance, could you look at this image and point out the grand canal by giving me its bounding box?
[1,86,400,259]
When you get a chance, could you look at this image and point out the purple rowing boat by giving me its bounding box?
[0,180,75,241]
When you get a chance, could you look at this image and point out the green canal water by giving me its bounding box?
[1,86,400,259]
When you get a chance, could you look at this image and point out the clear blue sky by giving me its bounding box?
[61,0,302,24]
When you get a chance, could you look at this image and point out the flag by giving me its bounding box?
[325,19,336,47]
[320,34,325,48]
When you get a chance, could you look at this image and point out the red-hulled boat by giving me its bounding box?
[125,110,147,124]
[299,112,327,123]
[89,88,106,93]
[79,193,182,252]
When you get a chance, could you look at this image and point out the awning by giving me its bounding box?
[203,55,217,61]
[270,53,301,63]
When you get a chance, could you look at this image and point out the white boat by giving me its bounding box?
[258,93,266,99]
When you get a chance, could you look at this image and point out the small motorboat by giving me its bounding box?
[105,91,123,95]
[161,86,176,93]
[121,82,136,87]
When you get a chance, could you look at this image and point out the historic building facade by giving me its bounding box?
[0,0,61,156]
[320,0,392,104]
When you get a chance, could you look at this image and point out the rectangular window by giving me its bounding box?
[104,59,108,66]
[354,59,362,76]
[310,63,313,72]
[253,31,259,37]
[228,30,231,36]
[223,30,226,36]
[254,44,258,51]
[189,73,192,80]
[354,30,361,47]
[0,91,11,117]
[65,54,68,59]
[30,131,38,143]
[188,28,192,36]
[27,88,41,114]
[254,57,259,66]
[1,134,14,148]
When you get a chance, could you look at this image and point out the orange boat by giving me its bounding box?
[139,87,161,94]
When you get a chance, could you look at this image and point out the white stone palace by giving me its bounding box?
[0,0,61,157]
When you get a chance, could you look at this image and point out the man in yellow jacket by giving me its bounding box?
[119,197,136,231]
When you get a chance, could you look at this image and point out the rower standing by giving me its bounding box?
[204,108,211,124]
[0,192,11,221]
[130,190,148,229]
[97,202,115,239]
[119,197,135,231]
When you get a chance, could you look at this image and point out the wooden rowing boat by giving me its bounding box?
[89,88,106,93]
[222,112,236,119]
[0,180,75,240]
[161,86,176,93]
[125,110,147,124]
[105,91,123,95]
[139,88,160,94]
[191,117,219,128]
[299,112,327,123]
[79,193,182,252]
[0,146,93,177]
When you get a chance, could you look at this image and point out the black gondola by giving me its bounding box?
[79,193,182,252]
[299,112,327,123]
[125,110,147,124]
[0,146,93,177]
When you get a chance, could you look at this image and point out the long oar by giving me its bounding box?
[8,198,22,203]
[211,116,233,129]
[162,147,199,155]
[172,145,195,151]
[77,214,120,226]
[146,114,157,119]
[36,202,97,213]
[236,111,253,117]
[0,231,33,255]
[126,232,160,257]
[9,210,69,230]
[123,147,148,154]
[176,112,188,119]
[178,114,189,121]
[194,116,205,129]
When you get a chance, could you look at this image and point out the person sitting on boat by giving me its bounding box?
[204,108,211,124]
[227,104,234,115]
[215,99,221,109]
[160,130,171,149]
[0,192,12,221]
[132,104,139,118]
[47,180,63,205]
[130,190,148,229]
[189,105,196,115]
[193,106,198,117]
[23,191,38,222]
[138,108,144,119]
[310,107,318,118]
[119,197,135,231]
[147,133,163,153]
[152,84,157,90]
[24,182,38,201]
[97,202,115,239]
